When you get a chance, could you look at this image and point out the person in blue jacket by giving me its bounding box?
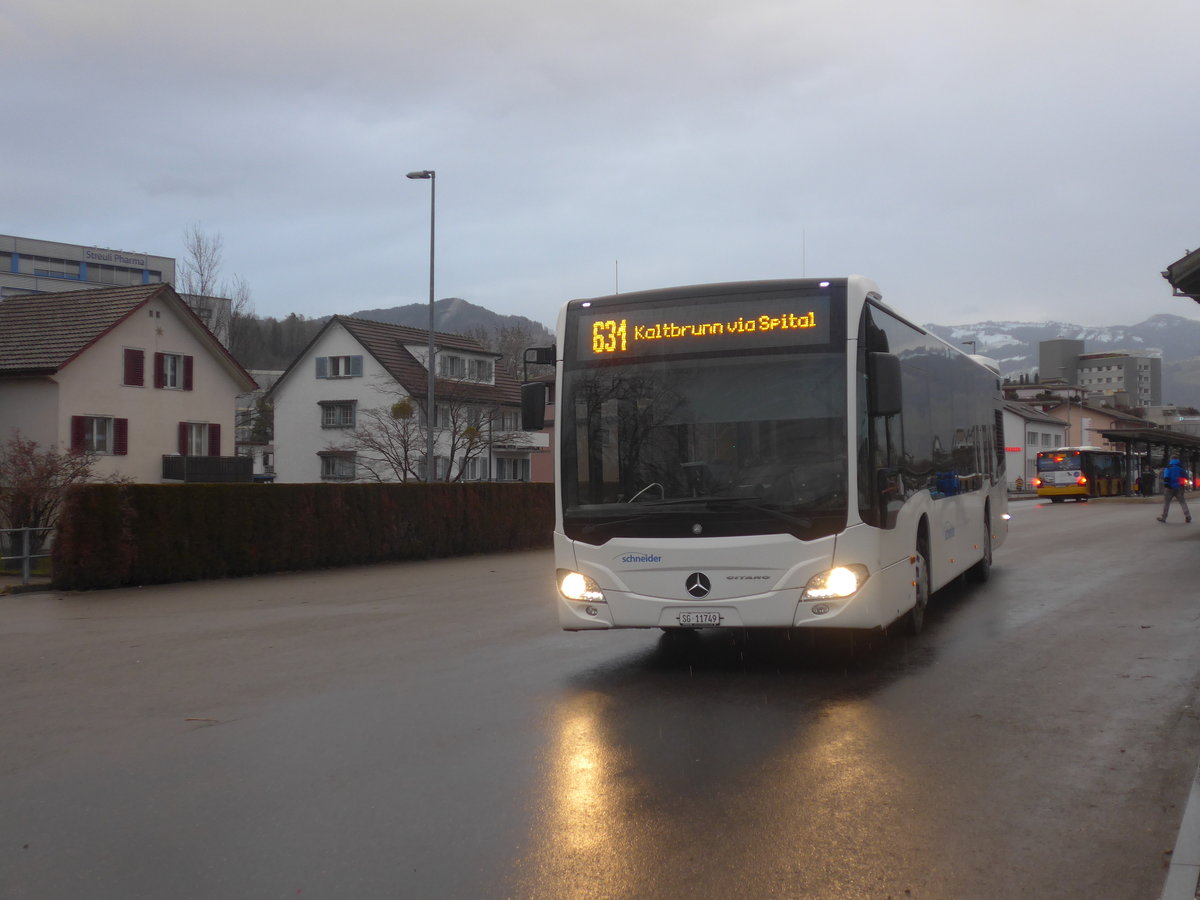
[1157,457,1192,523]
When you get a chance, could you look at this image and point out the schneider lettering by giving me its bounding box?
[621,554,663,563]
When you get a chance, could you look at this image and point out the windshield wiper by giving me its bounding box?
[702,497,813,528]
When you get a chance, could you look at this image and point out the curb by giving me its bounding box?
[1163,762,1200,899]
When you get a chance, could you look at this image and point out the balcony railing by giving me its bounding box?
[162,455,254,483]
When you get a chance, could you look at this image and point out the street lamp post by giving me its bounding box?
[407,169,436,481]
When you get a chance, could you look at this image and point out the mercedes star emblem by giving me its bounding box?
[685,572,711,598]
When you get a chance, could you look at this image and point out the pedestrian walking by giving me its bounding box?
[1157,457,1192,523]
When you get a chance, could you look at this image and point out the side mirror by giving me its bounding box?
[521,382,547,431]
[522,345,556,383]
[869,352,902,417]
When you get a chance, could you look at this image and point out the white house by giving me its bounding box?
[1002,401,1069,489]
[0,284,257,482]
[268,315,548,483]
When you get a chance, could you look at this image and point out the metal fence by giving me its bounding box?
[1,527,54,584]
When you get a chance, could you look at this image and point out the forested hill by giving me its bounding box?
[230,297,553,374]
[230,312,325,370]
[350,296,552,343]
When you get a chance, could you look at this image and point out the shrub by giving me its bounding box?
[52,482,554,590]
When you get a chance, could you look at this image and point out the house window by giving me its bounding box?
[155,352,193,390]
[82,417,109,453]
[70,415,128,455]
[319,451,357,480]
[319,400,356,428]
[187,423,206,456]
[315,355,363,378]
[495,458,530,481]
[460,456,484,481]
[178,422,220,456]
[468,358,494,382]
[123,348,145,387]
[438,355,466,379]
[164,355,183,388]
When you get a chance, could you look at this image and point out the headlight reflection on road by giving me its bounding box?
[516,691,646,899]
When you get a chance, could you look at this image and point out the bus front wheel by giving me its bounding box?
[904,543,930,636]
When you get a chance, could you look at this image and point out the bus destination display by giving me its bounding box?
[575,295,831,359]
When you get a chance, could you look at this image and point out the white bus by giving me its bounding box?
[522,277,1008,635]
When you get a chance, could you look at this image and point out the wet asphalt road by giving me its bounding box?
[2,498,1200,900]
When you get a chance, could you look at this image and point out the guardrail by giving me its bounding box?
[1,527,54,584]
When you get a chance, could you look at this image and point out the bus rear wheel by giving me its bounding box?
[966,511,992,583]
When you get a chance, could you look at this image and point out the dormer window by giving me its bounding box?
[437,353,494,383]
[438,354,466,379]
[315,355,363,378]
[469,358,494,382]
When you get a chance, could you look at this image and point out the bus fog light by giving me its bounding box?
[558,569,605,603]
[585,605,598,617]
[802,564,869,601]
[812,603,830,616]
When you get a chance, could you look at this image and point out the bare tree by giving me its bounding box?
[178,224,253,348]
[330,380,527,482]
[178,225,224,297]
[336,391,427,483]
[0,433,130,552]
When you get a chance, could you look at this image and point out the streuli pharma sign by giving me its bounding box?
[83,247,148,268]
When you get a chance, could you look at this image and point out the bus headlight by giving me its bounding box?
[558,569,605,603]
[801,565,870,601]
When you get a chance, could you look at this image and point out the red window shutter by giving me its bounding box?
[178,422,189,456]
[207,423,221,456]
[123,349,144,386]
[70,416,86,453]
[113,418,129,456]
[183,356,194,391]
[154,353,165,389]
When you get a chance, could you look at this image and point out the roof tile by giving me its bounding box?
[0,284,166,373]
[335,316,522,405]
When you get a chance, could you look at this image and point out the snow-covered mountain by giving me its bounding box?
[923,314,1200,409]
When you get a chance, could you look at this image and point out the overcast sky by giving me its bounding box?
[4,0,1199,329]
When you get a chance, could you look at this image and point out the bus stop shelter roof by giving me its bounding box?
[1096,427,1200,458]
[1163,247,1200,303]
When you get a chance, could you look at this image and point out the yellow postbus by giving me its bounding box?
[1033,447,1125,502]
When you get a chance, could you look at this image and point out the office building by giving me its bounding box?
[1,233,174,298]
[1038,338,1161,408]
[1,233,230,345]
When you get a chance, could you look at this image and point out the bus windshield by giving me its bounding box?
[560,351,848,543]
[1037,454,1080,473]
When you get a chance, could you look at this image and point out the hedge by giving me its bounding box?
[52,482,554,590]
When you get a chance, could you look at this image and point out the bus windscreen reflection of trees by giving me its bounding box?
[567,355,847,514]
